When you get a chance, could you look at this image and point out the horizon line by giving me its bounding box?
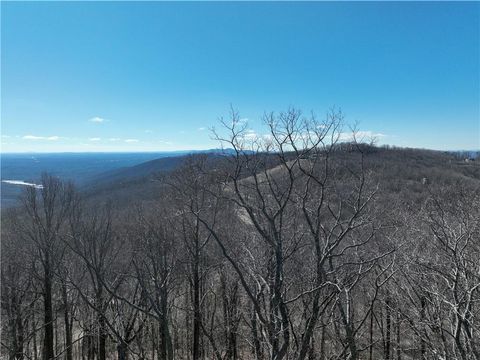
[1,146,479,155]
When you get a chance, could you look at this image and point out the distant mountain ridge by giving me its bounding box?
[87,155,187,187]
[3,146,479,209]
[0,148,237,208]
[85,148,239,187]
[82,146,480,209]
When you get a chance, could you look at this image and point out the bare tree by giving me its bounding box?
[3,107,478,360]
[16,174,75,360]
[175,108,393,359]
[128,204,179,360]
[1,210,35,360]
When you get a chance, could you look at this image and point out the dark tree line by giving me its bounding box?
[2,109,479,360]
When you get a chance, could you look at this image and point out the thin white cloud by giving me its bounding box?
[23,135,60,141]
[23,135,44,140]
[144,130,153,133]
[109,138,121,142]
[239,130,273,142]
[232,118,249,126]
[89,137,101,141]
[198,127,206,131]
[125,139,139,143]
[89,116,107,123]
[339,131,387,142]
[2,135,10,138]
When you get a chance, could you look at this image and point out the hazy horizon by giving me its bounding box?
[1,144,480,155]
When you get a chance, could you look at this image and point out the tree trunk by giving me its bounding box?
[85,328,95,360]
[8,294,18,360]
[385,297,391,360]
[308,336,316,360]
[396,310,401,360]
[369,305,374,360]
[151,322,156,360]
[222,278,239,360]
[96,288,107,360]
[420,296,426,360]
[159,301,174,360]
[117,342,129,360]
[192,241,201,360]
[32,308,38,360]
[98,314,107,360]
[62,283,73,360]
[15,302,24,360]
[320,322,326,360]
[337,299,358,360]
[43,260,55,360]
[251,304,263,360]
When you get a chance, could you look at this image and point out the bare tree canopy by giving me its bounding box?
[2,109,479,360]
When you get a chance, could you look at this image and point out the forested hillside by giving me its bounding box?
[2,110,479,360]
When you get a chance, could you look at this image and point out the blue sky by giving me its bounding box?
[1,1,479,152]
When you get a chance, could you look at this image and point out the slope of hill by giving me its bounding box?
[0,152,180,208]
[2,146,479,211]
[81,152,237,206]
[0,149,239,208]
[88,156,186,186]
[78,146,480,210]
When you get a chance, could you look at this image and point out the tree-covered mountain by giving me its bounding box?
[2,113,479,360]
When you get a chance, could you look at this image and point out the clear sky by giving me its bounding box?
[1,1,479,152]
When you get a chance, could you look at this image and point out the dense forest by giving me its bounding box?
[2,109,480,360]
